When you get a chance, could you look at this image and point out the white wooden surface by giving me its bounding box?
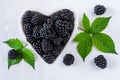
[0,0,120,80]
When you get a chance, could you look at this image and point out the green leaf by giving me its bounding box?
[73,33,82,42]
[21,48,35,69]
[91,17,111,34]
[8,54,22,69]
[92,33,117,54]
[82,13,90,32]
[4,39,24,50]
[76,32,92,61]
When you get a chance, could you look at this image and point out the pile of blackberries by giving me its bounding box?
[22,9,74,64]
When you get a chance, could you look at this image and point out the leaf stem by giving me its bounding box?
[24,44,28,47]
[78,27,85,32]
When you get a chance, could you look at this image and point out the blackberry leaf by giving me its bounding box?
[4,38,36,69]
[76,32,92,61]
[92,33,117,54]
[82,13,90,32]
[91,17,111,34]
[21,48,35,69]
[74,14,117,62]
[4,39,24,50]
[74,33,82,42]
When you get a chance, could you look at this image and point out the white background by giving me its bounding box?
[0,0,120,80]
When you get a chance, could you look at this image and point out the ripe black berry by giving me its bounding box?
[8,49,19,59]
[50,36,62,46]
[23,23,33,35]
[94,55,107,69]
[50,11,61,21]
[52,45,63,57]
[31,13,47,25]
[43,53,56,64]
[41,39,53,53]
[39,23,55,39]
[94,5,106,15]
[54,20,69,37]
[22,10,34,24]
[61,33,70,46]
[26,34,36,45]
[55,19,74,32]
[46,18,54,27]
[32,25,43,39]
[57,28,69,37]
[59,9,74,21]
[63,54,74,66]
[32,40,44,56]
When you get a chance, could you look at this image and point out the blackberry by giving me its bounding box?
[43,53,56,64]
[50,11,61,21]
[32,40,44,56]
[94,5,106,15]
[63,54,74,66]
[39,23,55,39]
[32,25,43,39]
[52,45,63,57]
[31,13,47,25]
[41,39,53,53]
[22,10,34,24]
[23,23,33,35]
[55,19,74,32]
[61,33,70,46]
[94,55,107,69]
[51,12,60,21]
[26,34,36,44]
[8,49,19,59]
[55,20,69,37]
[46,18,54,27]
[57,28,69,37]
[50,36,62,45]
[55,19,63,29]
[64,21,74,32]
[59,9,74,21]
